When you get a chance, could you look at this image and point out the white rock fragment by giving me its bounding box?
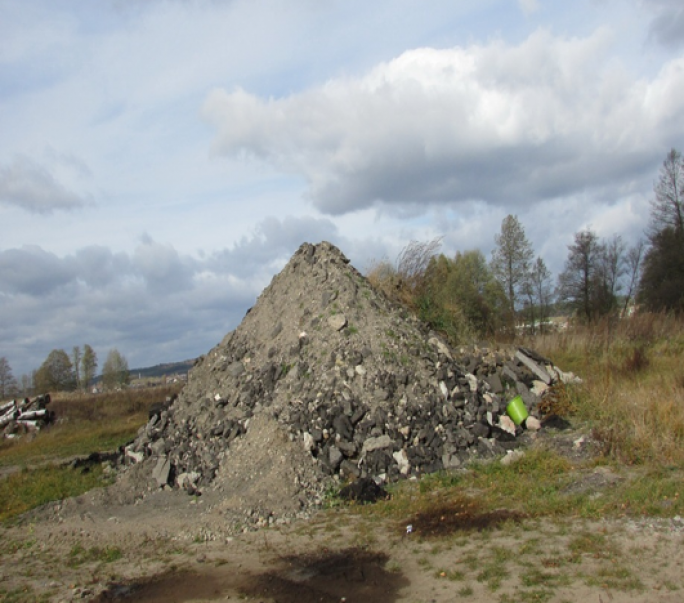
[125,447,144,463]
[501,450,525,466]
[428,336,452,360]
[303,431,315,452]
[465,373,478,392]
[525,416,542,431]
[439,381,449,399]
[531,380,549,396]
[393,449,411,475]
[573,435,586,449]
[498,414,517,435]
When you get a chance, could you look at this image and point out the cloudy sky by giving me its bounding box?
[2,0,684,378]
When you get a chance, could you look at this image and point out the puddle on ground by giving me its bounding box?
[407,500,526,538]
[93,547,408,603]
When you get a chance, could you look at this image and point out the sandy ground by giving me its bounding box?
[2,477,684,603]
[2,427,683,603]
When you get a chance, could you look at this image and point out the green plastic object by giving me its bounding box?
[506,395,529,425]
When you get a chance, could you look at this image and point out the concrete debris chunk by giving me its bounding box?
[515,350,552,384]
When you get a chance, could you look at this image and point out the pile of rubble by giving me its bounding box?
[120,242,579,519]
[1,394,54,438]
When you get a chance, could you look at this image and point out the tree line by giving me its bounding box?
[0,346,130,399]
[370,148,684,338]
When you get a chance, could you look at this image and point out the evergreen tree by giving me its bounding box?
[491,215,534,319]
[557,229,606,321]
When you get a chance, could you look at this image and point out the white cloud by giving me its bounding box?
[0,155,92,213]
[203,29,684,216]
[0,215,369,376]
[518,0,539,15]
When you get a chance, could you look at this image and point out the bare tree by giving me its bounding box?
[526,256,554,331]
[650,148,684,238]
[491,215,534,318]
[19,373,33,397]
[0,357,18,400]
[72,346,81,391]
[622,240,645,314]
[639,149,684,312]
[599,235,626,301]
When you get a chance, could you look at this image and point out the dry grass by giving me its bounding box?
[366,238,442,310]
[0,384,183,467]
[525,312,684,466]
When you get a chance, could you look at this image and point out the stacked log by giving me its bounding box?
[1,394,54,437]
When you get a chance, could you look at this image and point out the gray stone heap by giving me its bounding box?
[124,242,578,497]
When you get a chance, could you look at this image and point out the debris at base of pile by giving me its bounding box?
[118,242,580,523]
[338,477,388,503]
[1,394,54,438]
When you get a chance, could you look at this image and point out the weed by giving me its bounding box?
[521,568,571,588]
[68,544,123,567]
[458,584,474,596]
[476,562,507,590]
[345,324,358,336]
[436,567,466,580]
[499,588,555,603]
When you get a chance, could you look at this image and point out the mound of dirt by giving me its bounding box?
[107,241,577,527]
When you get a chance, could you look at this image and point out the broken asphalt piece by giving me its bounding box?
[338,477,388,503]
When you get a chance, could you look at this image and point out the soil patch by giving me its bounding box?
[92,548,408,603]
[238,548,408,603]
[406,499,526,538]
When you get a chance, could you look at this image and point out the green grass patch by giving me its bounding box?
[68,543,123,567]
[0,464,113,523]
[0,420,141,468]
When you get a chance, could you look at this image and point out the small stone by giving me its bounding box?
[151,457,171,487]
[329,446,343,469]
[303,432,315,452]
[393,449,411,475]
[530,380,549,396]
[327,314,347,331]
[525,416,542,431]
[362,434,392,454]
[125,448,144,464]
[498,415,517,435]
[439,381,449,399]
[227,362,245,378]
